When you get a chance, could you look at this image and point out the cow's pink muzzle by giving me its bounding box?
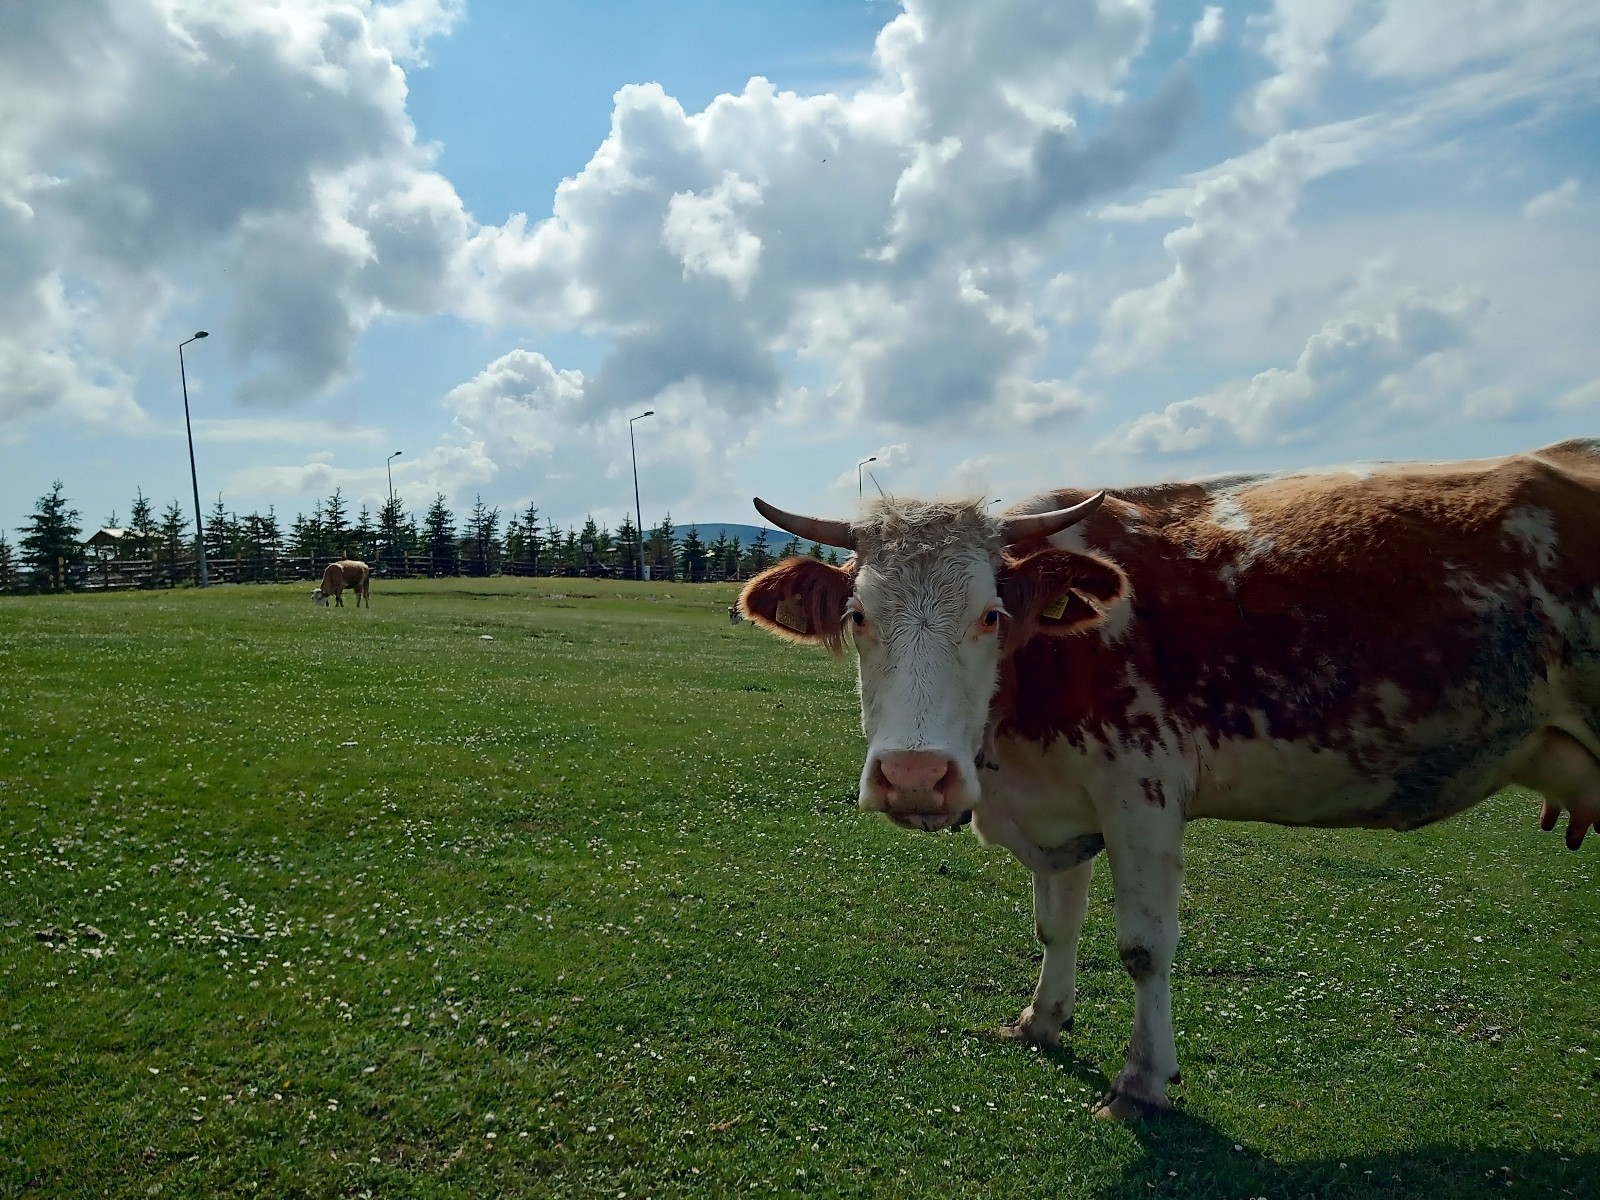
[864,749,972,832]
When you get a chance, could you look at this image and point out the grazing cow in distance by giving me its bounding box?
[738,438,1600,1119]
[313,559,371,608]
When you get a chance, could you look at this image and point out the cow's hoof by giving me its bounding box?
[997,1008,1068,1048]
[1092,1089,1169,1121]
[997,1023,1060,1049]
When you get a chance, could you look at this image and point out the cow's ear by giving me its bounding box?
[999,548,1128,645]
[740,557,856,654]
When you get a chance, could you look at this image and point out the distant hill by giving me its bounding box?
[651,522,823,556]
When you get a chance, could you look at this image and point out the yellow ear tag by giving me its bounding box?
[1041,590,1072,621]
[775,596,807,633]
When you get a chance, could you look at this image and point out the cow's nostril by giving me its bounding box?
[870,759,895,798]
[878,750,956,794]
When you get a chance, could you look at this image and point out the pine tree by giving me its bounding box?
[260,506,283,559]
[464,495,500,575]
[423,494,457,574]
[577,515,603,575]
[543,517,564,572]
[614,514,640,578]
[502,505,538,575]
[239,512,266,576]
[379,493,407,572]
[744,528,772,574]
[18,480,83,590]
[483,503,501,572]
[157,501,189,585]
[678,525,708,582]
[707,532,731,579]
[779,534,802,559]
[0,533,17,592]
[323,488,350,558]
[204,494,232,565]
[503,514,523,569]
[808,540,825,560]
[352,505,376,565]
[238,508,284,580]
[647,512,676,578]
[519,503,542,571]
[128,488,157,560]
[725,536,743,579]
[290,502,326,560]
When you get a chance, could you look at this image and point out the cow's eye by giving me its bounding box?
[978,607,1003,634]
[851,610,866,627]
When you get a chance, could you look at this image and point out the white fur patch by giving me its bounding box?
[1203,480,1275,565]
[1503,505,1558,570]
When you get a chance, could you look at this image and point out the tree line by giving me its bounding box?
[1,480,841,593]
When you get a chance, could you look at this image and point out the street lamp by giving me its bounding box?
[384,450,403,570]
[857,456,877,497]
[629,410,655,581]
[179,331,210,587]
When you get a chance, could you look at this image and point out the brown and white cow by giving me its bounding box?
[312,559,371,608]
[739,438,1600,1119]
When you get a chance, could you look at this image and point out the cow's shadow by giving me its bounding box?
[1007,1041,1594,1198]
[1109,1109,1597,1199]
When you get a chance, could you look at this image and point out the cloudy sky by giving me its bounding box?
[2,0,1597,538]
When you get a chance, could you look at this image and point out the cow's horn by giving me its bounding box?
[752,498,857,550]
[1000,491,1107,545]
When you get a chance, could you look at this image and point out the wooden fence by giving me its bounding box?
[63,555,330,590]
[17,554,755,592]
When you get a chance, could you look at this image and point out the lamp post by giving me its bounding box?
[857,455,877,497]
[384,450,403,570]
[629,410,655,580]
[179,331,210,587]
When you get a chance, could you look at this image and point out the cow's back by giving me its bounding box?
[335,560,369,586]
[1000,440,1600,829]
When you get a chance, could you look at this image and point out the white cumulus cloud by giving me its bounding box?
[1102,289,1486,454]
[0,0,470,427]
[463,0,1185,436]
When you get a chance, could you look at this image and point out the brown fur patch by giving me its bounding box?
[998,547,1129,651]
[318,559,371,605]
[997,441,1600,815]
[739,558,856,655]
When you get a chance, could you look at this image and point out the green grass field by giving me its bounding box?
[1,580,1596,1198]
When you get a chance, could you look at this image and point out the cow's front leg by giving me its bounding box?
[1097,800,1184,1119]
[1002,859,1094,1046]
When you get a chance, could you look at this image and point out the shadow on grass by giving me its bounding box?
[1108,1108,1595,1199]
[966,1034,1596,1198]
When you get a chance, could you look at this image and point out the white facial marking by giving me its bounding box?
[852,533,1001,817]
[855,547,998,753]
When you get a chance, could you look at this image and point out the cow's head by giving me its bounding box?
[311,589,328,606]
[739,493,1126,831]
